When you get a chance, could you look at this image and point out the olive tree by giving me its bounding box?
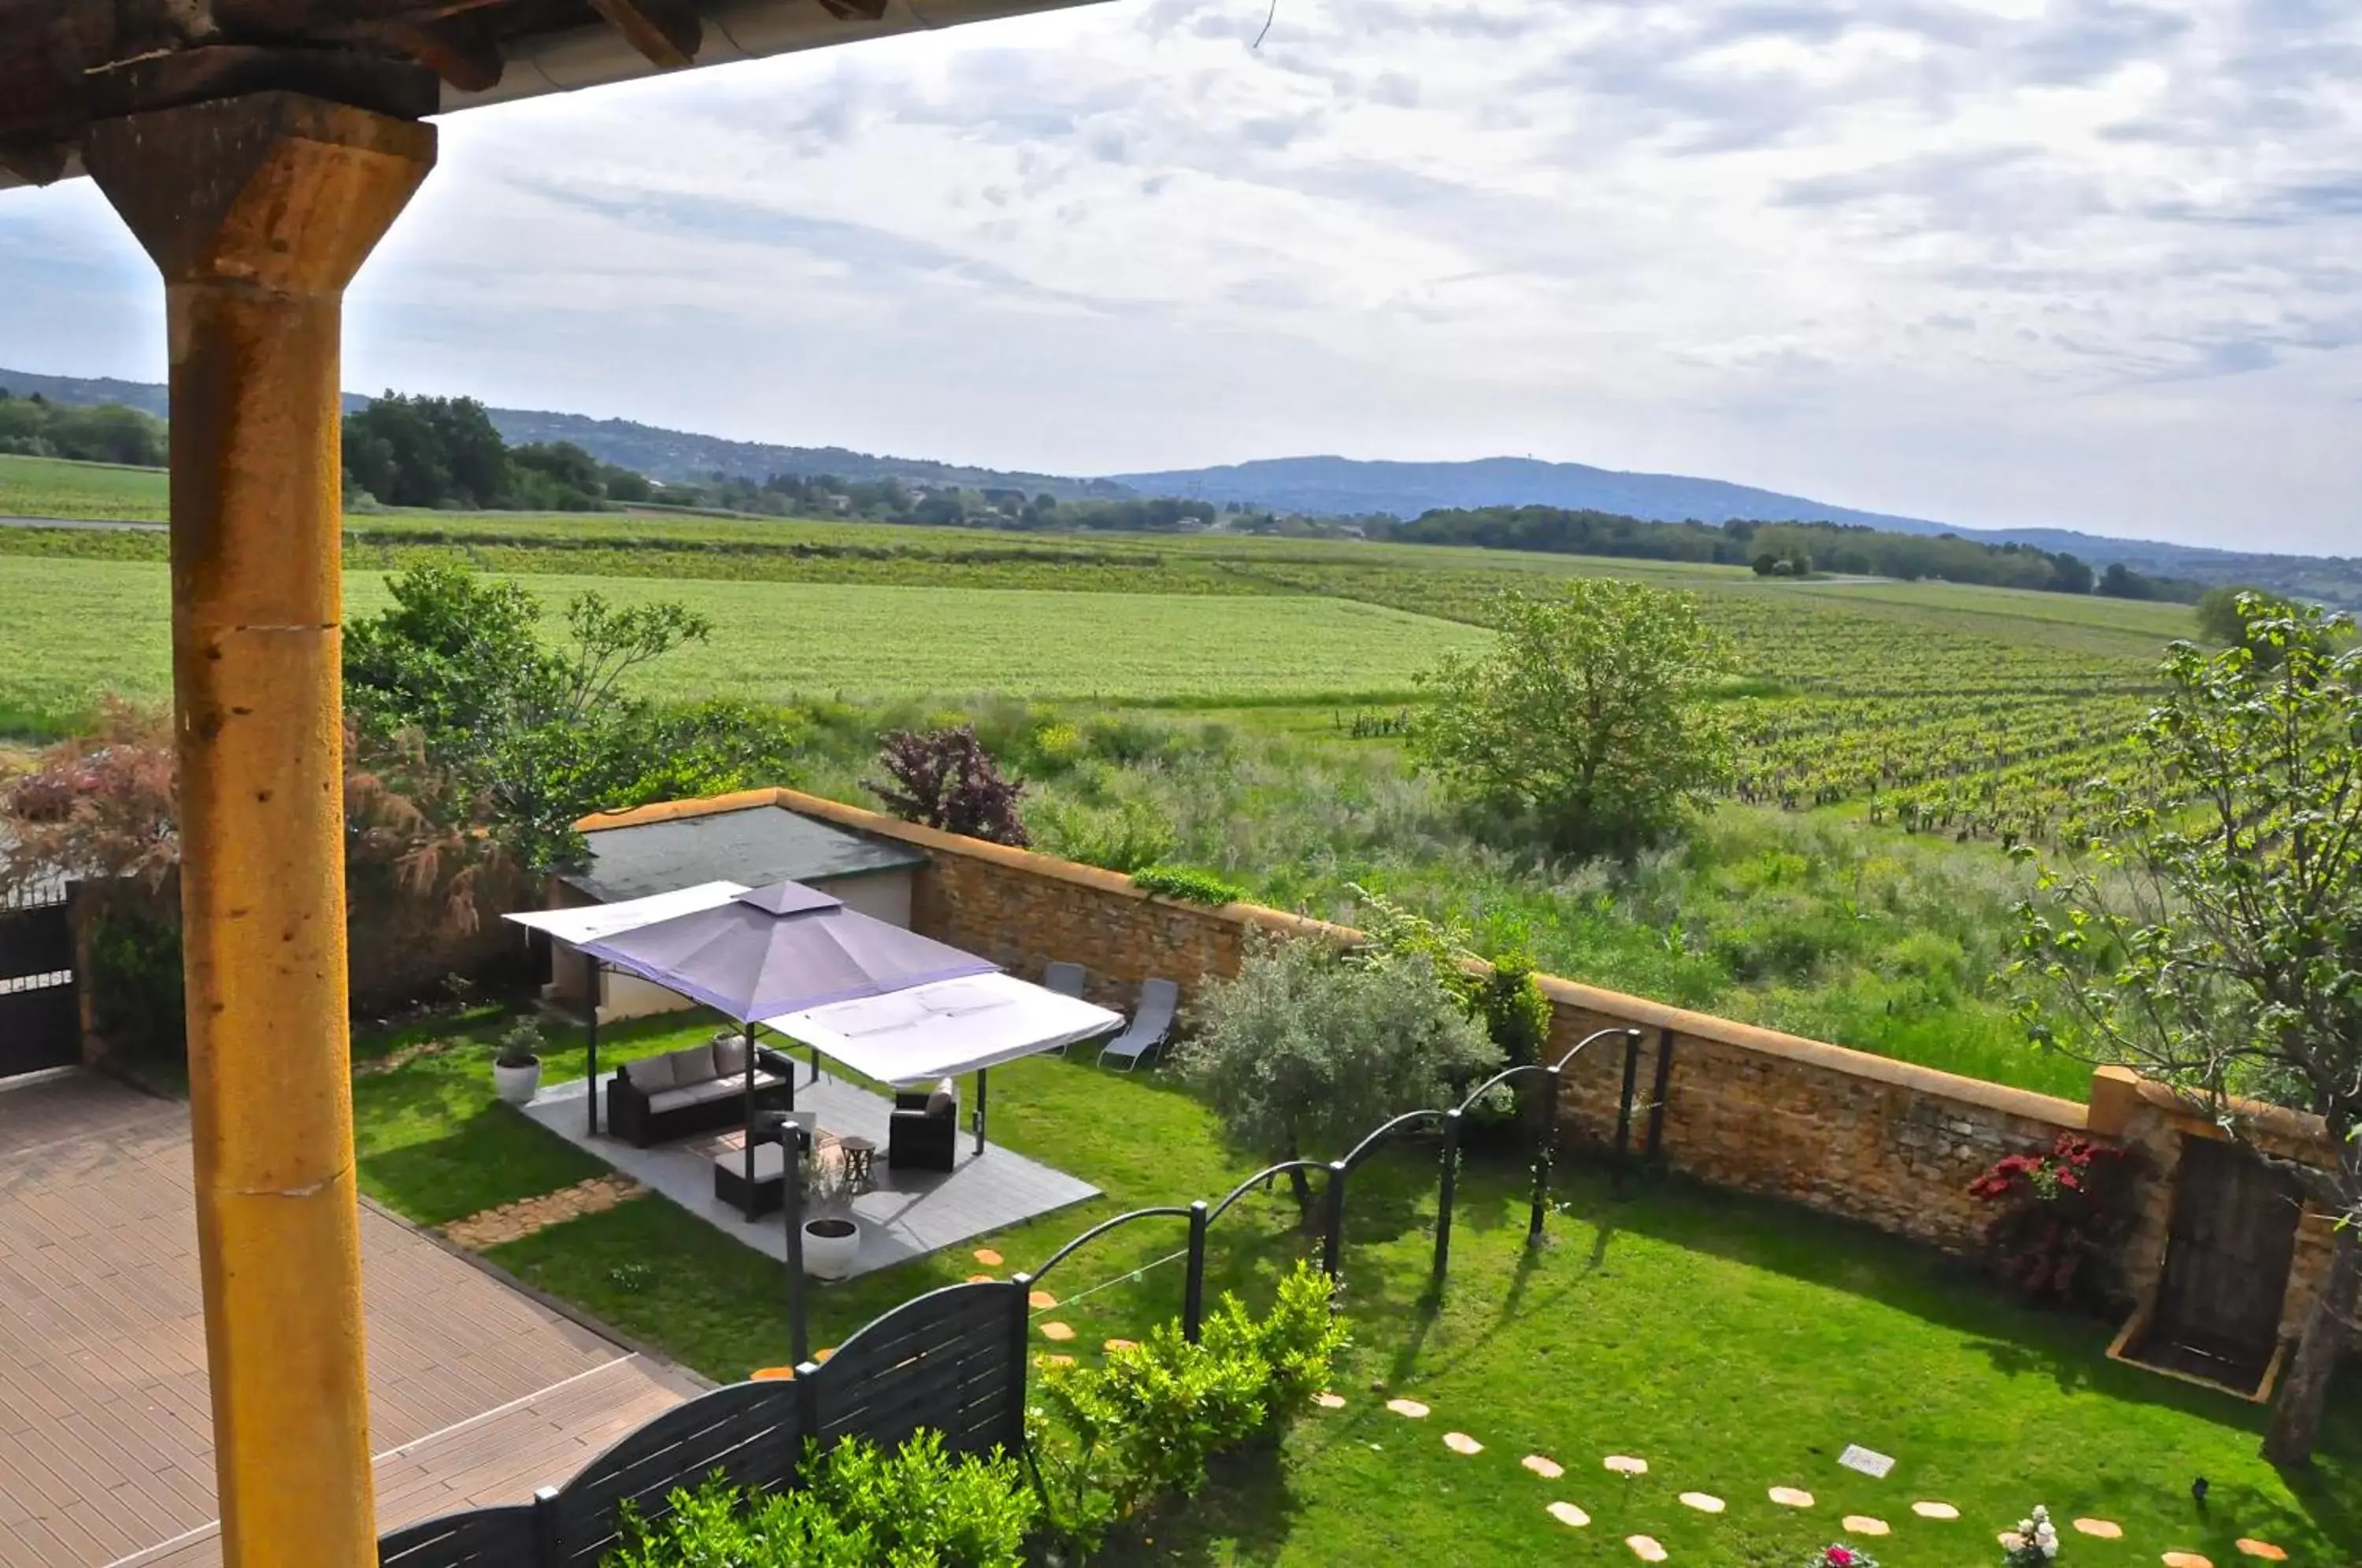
[1411,579,1734,856]
[2016,596,2362,1465]
[1173,935,1500,1221]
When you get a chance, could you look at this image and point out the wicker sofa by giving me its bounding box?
[606,1036,794,1148]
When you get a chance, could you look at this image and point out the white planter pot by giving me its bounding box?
[493,1060,542,1106]
[802,1217,861,1280]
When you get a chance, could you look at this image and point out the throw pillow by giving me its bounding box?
[712,1034,749,1078]
[626,1053,678,1092]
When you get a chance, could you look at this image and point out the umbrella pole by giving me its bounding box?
[975,1067,988,1157]
[584,964,601,1137]
[742,1023,757,1222]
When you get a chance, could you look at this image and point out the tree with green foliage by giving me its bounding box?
[2016,595,2362,1464]
[344,564,798,867]
[1175,935,1499,1219]
[0,393,167,465]
[1412,579,1734,856]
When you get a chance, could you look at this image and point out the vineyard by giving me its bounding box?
[0,457,2205,850]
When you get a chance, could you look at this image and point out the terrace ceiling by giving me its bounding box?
[0,0,1105,189]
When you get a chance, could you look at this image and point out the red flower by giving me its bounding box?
[1828,1548,1855,1566]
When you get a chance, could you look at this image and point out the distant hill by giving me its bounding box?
[0,367,1129,502]
[1109,453,1957,534]
[6,364,2353,603]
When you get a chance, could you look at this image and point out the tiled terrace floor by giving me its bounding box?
[519,1069,1099,1278]
[0,1071,704,1568]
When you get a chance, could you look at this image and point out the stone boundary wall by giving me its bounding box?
[580,787,2348,1348]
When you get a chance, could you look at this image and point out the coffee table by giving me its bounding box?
[701,1124,839,1219]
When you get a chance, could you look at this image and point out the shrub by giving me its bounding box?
[1031,797,1175,874]
[1968,1136,2134,1307]
[1028,1263,1347,1553]
[496,1017,543,1068]
[868,725,1030,847]
[608,1431,1034,1568]
[1175,935,1499,1218]
[1809,1546,1880,1568]
[1128,864,1241,905]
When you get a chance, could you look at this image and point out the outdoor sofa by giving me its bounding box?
[606,1036,796,1147]
[888,1082,959,1172]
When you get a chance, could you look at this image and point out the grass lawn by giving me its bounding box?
[350,1005,2360,1566]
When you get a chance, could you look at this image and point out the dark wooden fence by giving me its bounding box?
[379,1278,1027,1568]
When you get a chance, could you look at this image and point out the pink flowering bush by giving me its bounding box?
[1968,1133,2134,1306]
[1810,1545,1879,1568]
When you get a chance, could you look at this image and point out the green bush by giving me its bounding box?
[1129,864,1243,905]
[1028,1263,1348,1554]
[607,1430,1035,1567]
[1032,797,1175,874]
[86,904,185,1065]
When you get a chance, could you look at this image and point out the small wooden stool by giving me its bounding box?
[837,1136,877,1191]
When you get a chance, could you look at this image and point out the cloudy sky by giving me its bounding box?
[2,0,2358,553]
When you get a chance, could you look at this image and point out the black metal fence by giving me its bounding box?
[379,1026,1653,1567]
[0,880,78,1079]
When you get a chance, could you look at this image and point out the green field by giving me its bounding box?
[0,453,169,520]
[0,556,1485,725]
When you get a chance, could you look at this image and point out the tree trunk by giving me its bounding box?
[2263,1188,2361,1466]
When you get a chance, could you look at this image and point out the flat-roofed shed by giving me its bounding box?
[0,0,1109,1562]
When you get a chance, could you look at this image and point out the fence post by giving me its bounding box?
[1183,1201,1209,1344]
[1528,1063,1560,1246]
[1643,1026,1675,1167]
[531,1484,561,1567]
[1431,1108,1462,1290]
[1321,1159,1348,1280]
[1610,1027,1642,1200]
[1006,1272,1035,1452]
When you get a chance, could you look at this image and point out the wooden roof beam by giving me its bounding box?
[585,0,699,68]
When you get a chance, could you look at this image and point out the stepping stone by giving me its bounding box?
[813,1347,835,1363]
[2075,1520,2124,1540]
[1546,1501,1591,1529]
[2001,1535,2027,1551]
[1386,1398,1430,1418]
[1103,1338,1138,1352]
[1443,1432,1483,1455]
[1842,1516,1890,1537]
[2235,1542,2287,1562]
[1523,1455,1565,1480]
[1604,1455,1649,1475]
[1678,1492,1724,1514]
[966,1273,995,1284]
[1038,1321,1075,1341]
[1027,1289,1057,1309]
[973,1248,1004,1267]
[1769,1487,1814,1509]
[1627,1535,1668,1562]
[750,1366,795,1381]
[1913,1502,1960,1521]
[2162,1555,2214,1568]
[1315,1392,1347,1410]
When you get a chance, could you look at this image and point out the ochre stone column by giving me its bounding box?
[83,94,435,1568]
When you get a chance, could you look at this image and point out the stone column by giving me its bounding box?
[83,94,435,1568]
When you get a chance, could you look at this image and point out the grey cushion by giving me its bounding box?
[712,1034,749,1078]
[625,1053,678,1093]
[669,1044,719,1085]
[646,1087,700,1114]
[678,1078,741,1106]
[925,1088,957,1119]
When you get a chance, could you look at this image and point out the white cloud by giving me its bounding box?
[2,0,2358,553]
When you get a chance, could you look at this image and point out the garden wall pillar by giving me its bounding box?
[83,93,435,1568]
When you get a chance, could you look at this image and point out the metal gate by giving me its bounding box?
[2149,1136,2303,1392]
[0,882,79,1079]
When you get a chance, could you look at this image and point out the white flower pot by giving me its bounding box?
[802,1217,861,1280]
[494,1059,542,1105]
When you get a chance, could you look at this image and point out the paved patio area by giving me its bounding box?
[0,1071,705,1568]
[520,1070,1098,1278]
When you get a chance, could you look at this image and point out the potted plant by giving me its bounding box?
[493,1018,544,1105]
[799,1147,862,1281]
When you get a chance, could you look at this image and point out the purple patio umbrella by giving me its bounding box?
[577,880,996,1023]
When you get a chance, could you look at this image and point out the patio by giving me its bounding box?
[518,1069,1098,1278]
